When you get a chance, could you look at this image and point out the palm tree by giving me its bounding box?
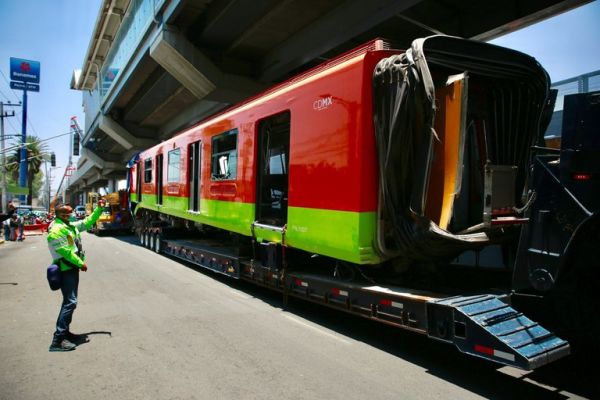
[5,136,49,205]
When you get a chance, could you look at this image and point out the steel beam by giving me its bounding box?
[259,0,420,81]
[99,115,157,150]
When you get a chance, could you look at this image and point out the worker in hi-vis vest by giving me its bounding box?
[47,199,105,352]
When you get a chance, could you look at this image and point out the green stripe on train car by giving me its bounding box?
[286,207,381,264]
[134,196,381,264]
[135,195,254,235]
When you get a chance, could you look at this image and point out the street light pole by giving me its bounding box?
[0,101,20,212]
[19,88,28,205]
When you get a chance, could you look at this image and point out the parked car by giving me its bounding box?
[74,205,86,220]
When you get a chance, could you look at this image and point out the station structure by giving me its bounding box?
[65,0,592,202]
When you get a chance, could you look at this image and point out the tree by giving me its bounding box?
[5,136,49,205]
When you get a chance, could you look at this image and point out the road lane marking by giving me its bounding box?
[282,314,351,344]
[229,289,252,299]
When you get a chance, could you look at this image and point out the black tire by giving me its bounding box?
[153,233,162,254]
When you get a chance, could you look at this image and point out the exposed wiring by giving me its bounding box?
[0,130,73,154]
[0,69,21,102]
[2,152,51,168]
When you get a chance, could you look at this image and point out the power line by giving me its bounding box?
[0,69,21,102]
[0,88,12,102]
[0,130,73,154]
[1,69,44,139]
[2,152,51,168]
[5,111,20,135]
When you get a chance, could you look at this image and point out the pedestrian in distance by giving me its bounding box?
[0,202,16,223]
[9,215,18,241]
[16,213,25,241]
[46,199,105,352]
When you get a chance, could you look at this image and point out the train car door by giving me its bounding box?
[256,111,290,227]
[156,154,163,205]
[188,141,201,211]
[136,160,142,202]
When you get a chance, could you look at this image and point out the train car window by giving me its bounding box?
[144,158,152,183]
[211,129,238,180]
[167,148,181,182]
[269,153,286,175]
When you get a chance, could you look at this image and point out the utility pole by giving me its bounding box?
[44,159,55,212]
[0,101,21,212]
[19,88,28,205]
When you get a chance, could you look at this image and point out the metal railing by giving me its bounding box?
[546,70,600,138]
[551,69,600,111]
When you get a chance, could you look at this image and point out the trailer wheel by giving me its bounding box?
[149,232,154,249]
[153,233,162,254]
[139,231,144,246]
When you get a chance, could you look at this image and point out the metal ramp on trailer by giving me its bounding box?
[428,295,570,370]
[287,273,570,370]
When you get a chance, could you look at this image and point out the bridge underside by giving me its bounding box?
[66,0,589,203]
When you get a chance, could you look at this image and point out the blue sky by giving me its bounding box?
[490,1,600,82]
[0,0,101,195]
[0,1,599,196]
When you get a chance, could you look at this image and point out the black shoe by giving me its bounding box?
[49,338,77,352]
[66,331,89,345]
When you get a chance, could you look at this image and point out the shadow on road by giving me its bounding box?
[69,331,113,347]
[106,235,598,399]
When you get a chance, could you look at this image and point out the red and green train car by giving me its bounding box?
[130,40,392,264]
[126,35,600,369]
[129,35,549,267]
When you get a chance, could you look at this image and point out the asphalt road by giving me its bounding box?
[0,233,596,400]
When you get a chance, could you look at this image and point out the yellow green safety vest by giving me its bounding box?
[47,207,103,271]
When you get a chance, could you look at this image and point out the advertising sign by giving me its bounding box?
[10,57,40,83]
[9,81,40,92]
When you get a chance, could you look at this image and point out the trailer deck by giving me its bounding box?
[155,238,570,370]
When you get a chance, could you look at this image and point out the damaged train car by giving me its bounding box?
[128,35,599,370]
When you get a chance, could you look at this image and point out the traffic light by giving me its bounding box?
[50,152,56,167]
[73,132,80,156]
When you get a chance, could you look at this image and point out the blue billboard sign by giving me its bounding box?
[10,81,40,92]
[10,57,40,83]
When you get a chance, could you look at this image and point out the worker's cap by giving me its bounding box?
[55,204,73,214]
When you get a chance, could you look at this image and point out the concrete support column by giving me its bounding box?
[149,25,263,102]
[150,26,218,100]
[99,116,157,150]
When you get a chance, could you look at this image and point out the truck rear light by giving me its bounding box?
[572,173,591,181]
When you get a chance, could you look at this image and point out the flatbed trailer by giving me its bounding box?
[129,37,599,371]
[134,236,569,370]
